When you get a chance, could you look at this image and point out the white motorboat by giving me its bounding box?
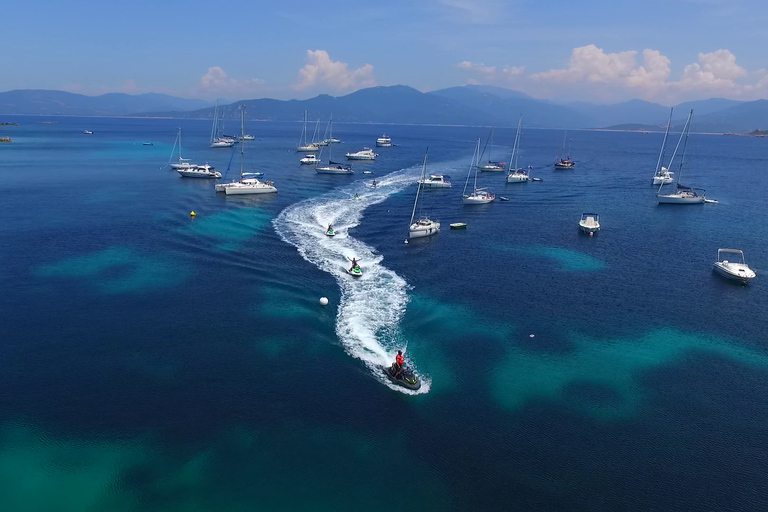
[506,117,530,183]
[177,164,222,179]
[418,174,451,188]
[215,107,277,195]
[376,135,392,147]
[83,130,93,134]
[656,110,708,204]
[579,213,600,236]
[409,149,440,239]
[463,139,495,204]
[345,148,378,160]
[477,127,506,172]
[713,249,756,284]
[652,167,675,185]
[554,132,575,169]
[300,154,320,165]
[326,137,341,144]
[239,134,255,141]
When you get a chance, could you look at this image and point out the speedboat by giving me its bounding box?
[176,164,222,179]
[579,213,600,236]
[382,364,421,390]
[713,249,756,284]
[462,188,495,204]
[300,154,320,165]
[376,135,392,147]
[83,130,93,134]
[418,174,451,188]
[345,148,378,160]
[652,166,674,185]
[555,158,575,169]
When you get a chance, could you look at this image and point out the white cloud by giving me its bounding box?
[678,49,747,91]
[195,66,265,97]
[295,50,375,92]
[457,61,496,77]
[530,45,641,84]
[457,61,525,85]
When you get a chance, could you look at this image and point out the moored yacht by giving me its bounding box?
[176,164,222,179]
[579,213,600,236]
[376,135,392,147]
[652,166,674,185]
[418,174,452,189]
[713,249,756,284]
[300,154,320,165]
[345,148,378,160]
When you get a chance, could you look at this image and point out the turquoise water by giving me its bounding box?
[1,116,768,510]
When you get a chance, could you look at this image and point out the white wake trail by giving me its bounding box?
[273,166,435,394]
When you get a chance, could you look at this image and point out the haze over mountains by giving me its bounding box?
[1,86,765,133]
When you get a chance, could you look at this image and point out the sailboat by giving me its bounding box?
[554,132,574,169]
[463,139,495,204]
[506,116,529,183]
[315,116,353,174]
[408,149,441,239]
[477,127,506,172]
[296,110,320,152]
[210,101,235,148]
[168,127,195,170]
[652,109,675,185]
[656,109,706,204]
[215,107,277,195]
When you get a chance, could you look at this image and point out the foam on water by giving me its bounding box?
[274,167,434,394]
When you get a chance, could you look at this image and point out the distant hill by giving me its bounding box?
[0,90,212,116]
[3,85,765,132]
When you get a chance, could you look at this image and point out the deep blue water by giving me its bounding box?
[1,115,768,511]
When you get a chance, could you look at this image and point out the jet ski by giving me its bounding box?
[347,266,363,277]
[326,228,336,237]
[383,363,421,390]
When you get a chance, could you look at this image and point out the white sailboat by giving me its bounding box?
[296,110,320,152]
[316,116,354,175]
[463,139,495,204]
[656,110,707,204]
[554,132,574,169]
[168,127,196,170]
[408,149,440,239]
[506,116,529,183]
[210,101,235,148]
[477,127,506,172]
[215,107,277,195]
[652,109,675,185]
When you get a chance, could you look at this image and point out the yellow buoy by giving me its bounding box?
[190,211,196,217]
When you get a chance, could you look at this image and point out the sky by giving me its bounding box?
[2,0,767,105]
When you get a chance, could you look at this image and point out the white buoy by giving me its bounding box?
[319,297,329,306]
[529,334,535,338]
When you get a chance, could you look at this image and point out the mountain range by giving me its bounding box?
[1,86,766,133]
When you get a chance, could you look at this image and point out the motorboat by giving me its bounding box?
[382,364,421,390]
[376,135,392,147]
[554,158,575,169]
[345,148,378,160]
[713,249,756,284]
[300,154,320,165]
[83,130,93,134]
[449,223,467,230]
[176,164,222,179]
[417,174,451,188]
[652,166,675,185]
[326,137,341,144]
[239,134,255,141]
[579,213,600,236]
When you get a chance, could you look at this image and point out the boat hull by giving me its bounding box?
[316,167,354,175]
[296,145,320,152]
[713,262,755,283]
[408,220,440,239]
[506,173,529,183]
[656,194,706,204]
[177,169,221,178]
[477,165,504,172]
[463,195,494,204]
[224,184,277,195]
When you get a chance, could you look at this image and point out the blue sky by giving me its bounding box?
[2,0,767,105]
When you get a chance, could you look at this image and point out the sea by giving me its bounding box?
[1,115,768,511]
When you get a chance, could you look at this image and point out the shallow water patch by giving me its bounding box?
[181,208,273,252]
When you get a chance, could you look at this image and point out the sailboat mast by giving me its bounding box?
[654,108,673,175]
[410,148,428,225]
[463,139,479,196]
[508,116,522,172]
[240,107,245,180]
[677,110,693,180]
[210,100,218,144]
[657,109,693,193]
